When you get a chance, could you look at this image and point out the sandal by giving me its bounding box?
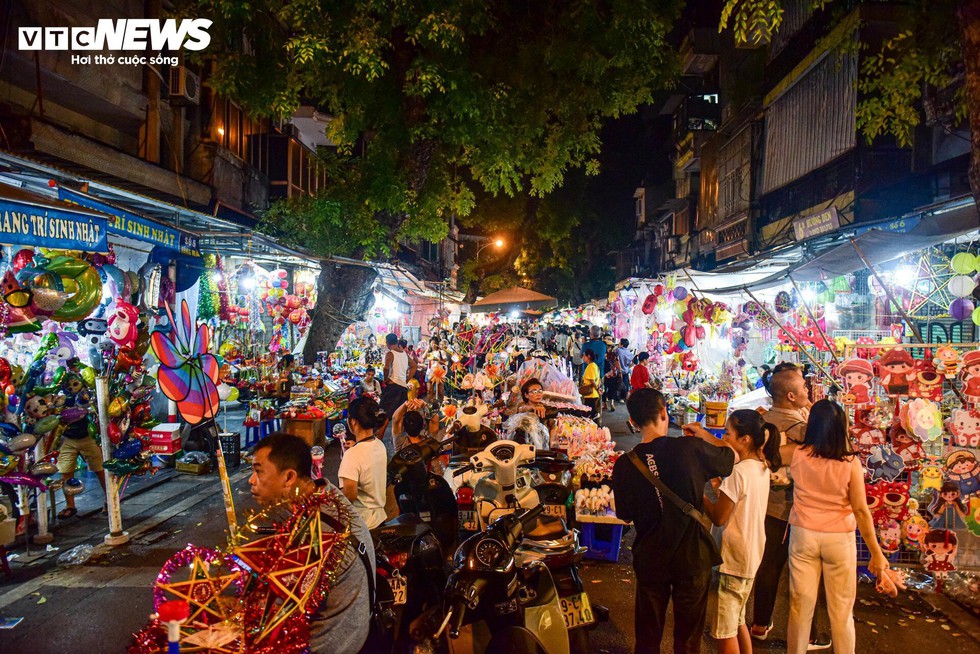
[750,623,773,641]
[58,507,78,519]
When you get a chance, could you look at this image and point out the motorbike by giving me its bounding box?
[442,505,572,654]
[446,440,601,651]
[371,429,461,652]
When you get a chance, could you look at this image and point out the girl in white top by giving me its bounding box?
[698,410,775,654]
[338,396,389,529]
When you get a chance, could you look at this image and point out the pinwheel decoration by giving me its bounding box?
[151,300,220,425]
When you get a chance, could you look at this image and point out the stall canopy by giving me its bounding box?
[471,287,558,313]
[695,197,980,295]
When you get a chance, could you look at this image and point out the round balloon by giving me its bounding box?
[673,286,688,301]
[63,477,85,496]
[948,275,976,298]
[972,307,980,326]
[951,252,977,275]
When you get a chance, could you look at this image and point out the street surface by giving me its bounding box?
[0,406,977,652]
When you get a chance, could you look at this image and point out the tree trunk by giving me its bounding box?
[302,263,378,363]
[959,0,980,204]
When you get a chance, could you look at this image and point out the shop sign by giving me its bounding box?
[854,216,921,235]
[59,188,200,256]
[793,207,840,241]
[0,198,107,251]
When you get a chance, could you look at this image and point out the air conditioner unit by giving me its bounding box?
[169,65,200,106]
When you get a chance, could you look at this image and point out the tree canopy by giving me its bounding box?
[192,0,683,260]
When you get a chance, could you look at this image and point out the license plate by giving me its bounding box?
[389,575,407,606]
[459,510,478,532]
[559,592,594,629]
[542,504,566,521]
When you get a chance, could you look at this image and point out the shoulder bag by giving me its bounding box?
[627,449,722,567]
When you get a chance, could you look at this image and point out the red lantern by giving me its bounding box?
[641,294,657,315]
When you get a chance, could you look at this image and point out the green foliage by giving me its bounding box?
[719,1,966,149]
[855,5,966,149]
[189,0,682,260]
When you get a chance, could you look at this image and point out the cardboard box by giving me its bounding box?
[281,417,326,448]
[175,459,212,475]
[150,424,182,452]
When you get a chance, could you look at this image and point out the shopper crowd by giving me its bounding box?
[613,365,900,654]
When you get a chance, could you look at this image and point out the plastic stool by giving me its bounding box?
[579,522,624,562]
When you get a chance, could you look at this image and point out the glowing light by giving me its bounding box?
[240,277,256,291]
[800,288,817,305]
[212,272,223,283]
[510,310,520,318]
[216,127,225,137]
[494,239,505,248]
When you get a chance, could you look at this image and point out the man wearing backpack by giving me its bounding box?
[612,389,735,654]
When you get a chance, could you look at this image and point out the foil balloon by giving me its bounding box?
[63,477,85,496]
[107,301,140,348]
[114,438,143,460]
[11,248,34,273]
[1,270,41,333]
[138,261,162,311]
[0,472,47,490]
[30,460,58,476]
[32,414,62,434]
[45,256,102,322]
[9,433,37,451]
[0,454,19,476]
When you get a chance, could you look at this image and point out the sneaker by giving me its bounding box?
[807,638,832,651]
[750,623,773,641]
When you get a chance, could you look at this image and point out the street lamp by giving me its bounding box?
[475,237,505,264]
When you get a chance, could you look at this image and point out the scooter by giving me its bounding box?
[371,429,461,652]
[447,440,600,651]
[442,505,571,654]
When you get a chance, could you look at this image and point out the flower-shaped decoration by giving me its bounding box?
[151,300,219,425]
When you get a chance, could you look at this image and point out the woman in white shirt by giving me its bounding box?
[338,397,389,529]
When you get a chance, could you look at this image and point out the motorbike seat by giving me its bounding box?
[524,514,567,540]
[371,513,432,539]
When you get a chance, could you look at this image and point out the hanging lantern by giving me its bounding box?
[949,297,975,321]
[948,275,976,298]
[951,252,977,275]
[774,290,792,313]
[971,306,980,327]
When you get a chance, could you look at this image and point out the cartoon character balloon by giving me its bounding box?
[107,301,140,349]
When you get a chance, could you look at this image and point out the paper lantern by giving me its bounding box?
[831,276,851,294]
[948,275,976,298]
[950,298,975,321]
[673,286,688,300]
[972,307,980,326]
[775,290,792,313]
[951,252,977,275]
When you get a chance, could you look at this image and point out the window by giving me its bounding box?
[718,128,752,219]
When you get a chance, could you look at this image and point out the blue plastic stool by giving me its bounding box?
[244,424,262,448]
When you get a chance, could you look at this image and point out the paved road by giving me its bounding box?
[0,404,977,653]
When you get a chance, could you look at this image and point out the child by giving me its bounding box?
[699,410,775,654]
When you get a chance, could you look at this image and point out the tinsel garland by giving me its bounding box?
[198,254,219,322]
[216,256,232,323]
[129,488,352,654]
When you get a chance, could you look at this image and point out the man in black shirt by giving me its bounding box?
[612,389,736,654]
